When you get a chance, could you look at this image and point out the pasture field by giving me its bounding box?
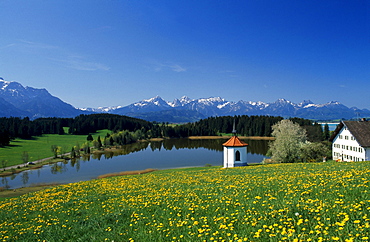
[0,130,110,167]
[0,162,369,241]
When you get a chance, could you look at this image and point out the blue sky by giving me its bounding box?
[0,0,369,109]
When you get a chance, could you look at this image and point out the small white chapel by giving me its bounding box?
[222,135,248,168]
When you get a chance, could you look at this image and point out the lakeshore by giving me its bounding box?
[0,138,269,191]
[0,135,273,175]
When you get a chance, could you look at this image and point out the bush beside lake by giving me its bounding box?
[0,162,369,241]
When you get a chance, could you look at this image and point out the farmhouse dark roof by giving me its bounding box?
[330,120,370,147]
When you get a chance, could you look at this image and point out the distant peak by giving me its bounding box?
[298,100,314,107]
[301,99,313,104]
[198,96,224,102]
[274,98,292,104]
[180,95,192,101]
[328,100,340,104]
[144,95,164,102]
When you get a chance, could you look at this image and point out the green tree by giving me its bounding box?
[0,131,10,146]
[300,142,330,162]
[92,140,100,149]
[87,134,93,142]
[51,145,60,159]
[268,119,307,163]
[109,136,114,146]
[75,143,81,157]
[81,142,91,154]
[71,146,76,158]
[97,136,102,149]
[21,151,29,164]
[1,160,7,170]
[323,123,330,140]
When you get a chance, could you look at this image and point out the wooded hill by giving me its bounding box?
[0,114,327,146]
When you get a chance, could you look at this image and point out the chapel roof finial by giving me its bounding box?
[232,119,237,136]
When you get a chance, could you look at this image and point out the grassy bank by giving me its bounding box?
[0,130,110,167]
[0,184,59,200]
[0,161,369,241]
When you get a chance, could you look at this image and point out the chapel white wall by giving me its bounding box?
[223,146,247,168]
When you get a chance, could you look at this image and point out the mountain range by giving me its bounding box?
[2,78,370,122]
[0,78,89,118]
[81,95,370,123]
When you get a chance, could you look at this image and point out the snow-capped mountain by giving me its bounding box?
[0,78,89,118]
[1,77,370,122]
[79,106,123,113]
[103,95,370,122]
[113,96,172,115]
[170,96,193,107]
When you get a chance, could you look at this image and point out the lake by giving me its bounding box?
[319,122,339,131]
[1,138,269,189]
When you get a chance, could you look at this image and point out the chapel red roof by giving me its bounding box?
[222,136,248,147]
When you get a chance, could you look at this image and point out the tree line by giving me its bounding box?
[0,114,327,147]
[0,117,69,146]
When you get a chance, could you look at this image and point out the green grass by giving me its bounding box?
[0,161,369,241]
[0,129,110,167]
[217,132,233,136]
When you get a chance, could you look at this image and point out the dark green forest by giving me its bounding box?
[0,114,325,146]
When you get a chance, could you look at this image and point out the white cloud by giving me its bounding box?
[18,40,59,49]
[1,40,58,50]
[0,43,16,49]
[65,55,110,71]
[170,64,186,72]
[5,39,110,71]
[149,60,186,72]
[219,70,235,73]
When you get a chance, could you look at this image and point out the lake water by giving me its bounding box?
[1,138,269,189]
[319,122,339,131]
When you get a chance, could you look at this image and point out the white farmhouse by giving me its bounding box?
[330,120,370,162]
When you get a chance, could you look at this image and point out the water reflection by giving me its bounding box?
[1,138,269,189]
[88,138,269,160]
[1,177,10,189]
[21,172,29,186]
[155,138,269,154]
[50,163,67,174]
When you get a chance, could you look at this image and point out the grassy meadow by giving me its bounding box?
[0,161,369,241]
[0,130,110,167]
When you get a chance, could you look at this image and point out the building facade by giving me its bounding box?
[330,120,370,162]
